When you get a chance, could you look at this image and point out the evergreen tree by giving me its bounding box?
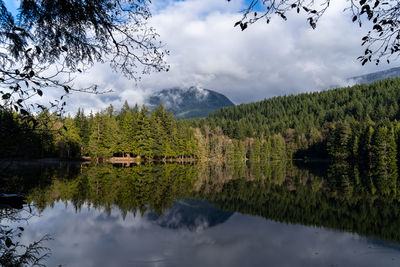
[134,105,154,159]
[58,118,82,159]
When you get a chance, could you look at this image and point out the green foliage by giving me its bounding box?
[191,78,400,160]
[0,109,56,158]
[58,118,82,159]
[0,103,199,160]
[5,77,400,174]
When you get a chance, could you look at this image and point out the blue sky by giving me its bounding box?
[3,0,396,113]
[3,0,18,14]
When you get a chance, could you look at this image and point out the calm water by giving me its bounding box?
[1,161,400,266]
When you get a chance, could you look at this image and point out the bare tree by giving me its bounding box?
[0,0,169,114]
[231,0,400,65]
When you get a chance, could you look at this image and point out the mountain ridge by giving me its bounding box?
[348,67,400,85]
[146,86,234,119]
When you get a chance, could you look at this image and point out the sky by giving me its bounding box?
[4,0,399,113]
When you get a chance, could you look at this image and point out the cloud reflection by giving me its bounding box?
[13,201,400,267]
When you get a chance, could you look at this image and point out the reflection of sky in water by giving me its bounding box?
[7,201,400,267]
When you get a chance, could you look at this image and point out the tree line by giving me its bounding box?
[0,102,289,162]
[189,78,400,164]
[0,102,197,161]
[4,77,400,167]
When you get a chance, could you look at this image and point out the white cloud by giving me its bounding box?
[61,0,399,113]
[16,202,400,267]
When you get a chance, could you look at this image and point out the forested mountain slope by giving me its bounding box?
[193,78,400,139]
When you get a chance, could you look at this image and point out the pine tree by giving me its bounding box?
[270,134,286,160]
[74,108,90,155]
[59,118,82,159]
[120,110,135,157]
[134,105,154,159]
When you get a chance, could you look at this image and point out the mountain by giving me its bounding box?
[146,86,234,119]
[348,67,400,84]
[147,199,233,231]
[202,77,400,141]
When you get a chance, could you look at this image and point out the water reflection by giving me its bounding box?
[148,199,233,231]
[0,204,51,266]
[1,161,400,266]
[14,202,400,267]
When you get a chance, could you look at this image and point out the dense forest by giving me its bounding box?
[3,78,400,169]
[0,102,287,162]
[0,103,197,161]
[188,78,400,168]
[200,78,400,137]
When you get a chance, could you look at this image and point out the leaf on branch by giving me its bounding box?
[234,21,241,27]
[5,237,13,248]
[20,109,29,116]
[2,93,11,100]
[353,16,357,22]
[373,24,383,31]
[362,58,368,65]
[37,89,43,96]
[308,18,316,29]
[367,10,373,20]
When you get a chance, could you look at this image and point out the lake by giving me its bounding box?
[1,161,400,266]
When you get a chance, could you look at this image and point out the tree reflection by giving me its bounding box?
[27,163,198,217]
[3,161,400,243]
[197,161,400,242]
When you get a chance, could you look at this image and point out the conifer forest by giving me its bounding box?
[3,78,400,173]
